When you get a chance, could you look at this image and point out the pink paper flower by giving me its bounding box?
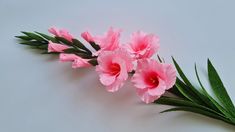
[48,41,69,52]
[48,27,73,42]
[95,27,121,52]
[131,59,176,103]
[81,27,121,55]
[81,31,94,42]
[59,53,90,68]
[126,31,160,59]
[96,49,133,92]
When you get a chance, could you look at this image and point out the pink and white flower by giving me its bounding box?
[59,53,90,68]
[48,41,69,52]
[48,27,73,42]
[131,59,176,103]
[126,31,160,59]
[96,49,133,92]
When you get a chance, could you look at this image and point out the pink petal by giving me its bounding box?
[72,57,90,68]
[93,27,121,53]
[81,31,94,42]
[127,31,160,59]
[48,41,69,52]
[99,73,116,86]
[137,88,160,104]
[131,72,147,89]
[164,64,176,89]
[48,27,73,42]
[59,53,79,62]
[48,27,60,36]
[59,29,73,42]
[106,78,125,92]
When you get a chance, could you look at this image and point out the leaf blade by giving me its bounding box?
[208,59,235,116]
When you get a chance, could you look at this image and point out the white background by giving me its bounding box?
[0,0,235,131]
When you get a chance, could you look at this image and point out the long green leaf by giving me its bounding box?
[175,78,201,104]
[173,58,218,109]
[195,64,231,117]
[155,96,225,117]
[72,39,92,55]
[88,59,98,66]
[161,106,234,125]
[167,85,185,99]
[15,35,33,40]
[208,59,235,117]
[63,48,87,54]
[172,57,194,88]
[55,37,72,45]
[19,41,45,46]
[35,32,58,43]
[89,41,100,51]
[21,31,45,42]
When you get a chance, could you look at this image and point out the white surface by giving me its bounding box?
[0,0,235,131]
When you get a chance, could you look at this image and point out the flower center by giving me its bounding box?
[136,42,147,51]
[110,63,121,75]
[145,72,159,88]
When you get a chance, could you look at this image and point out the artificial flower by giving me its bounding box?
[81,27,121,55]
[126,31,160,59]
[48,27,73,42]
[96,48,133,92]
[131,59,176,103]
[48,41,69,52]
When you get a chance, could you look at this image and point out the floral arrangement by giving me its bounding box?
[16,27,235,126]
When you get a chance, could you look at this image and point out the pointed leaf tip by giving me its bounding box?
[207,59,235,117]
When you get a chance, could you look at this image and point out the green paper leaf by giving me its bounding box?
[172,58,217,109]
[35,32,58,43]
[21,31,45,42]
[19,41,45,46]
[55,37,72,45]
[63,48,87,54]
[155,96,224,117]
[72,39,92,55]
[160,106,234,125]
[207,59,235,117]
[41,51,59,54]
[175,78,201,104]
[172,57,194,88]
[88,59,98,66]
[74,53,93,59]
[15,35,33,40]
[167,85,185,99]
[89,41,101,51]
[194,64,231,116]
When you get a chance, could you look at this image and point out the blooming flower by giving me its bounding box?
[131,59,176,103]
[59,53,90,68]
[48,27,73,42]
[96,49,133,92]
[81,27,121,55]
[126,31,160,59]
[48,41,69,52]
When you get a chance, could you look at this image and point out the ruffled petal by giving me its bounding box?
[164,64,176,89]
[137,88,160,104]
[99,73,116,86]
